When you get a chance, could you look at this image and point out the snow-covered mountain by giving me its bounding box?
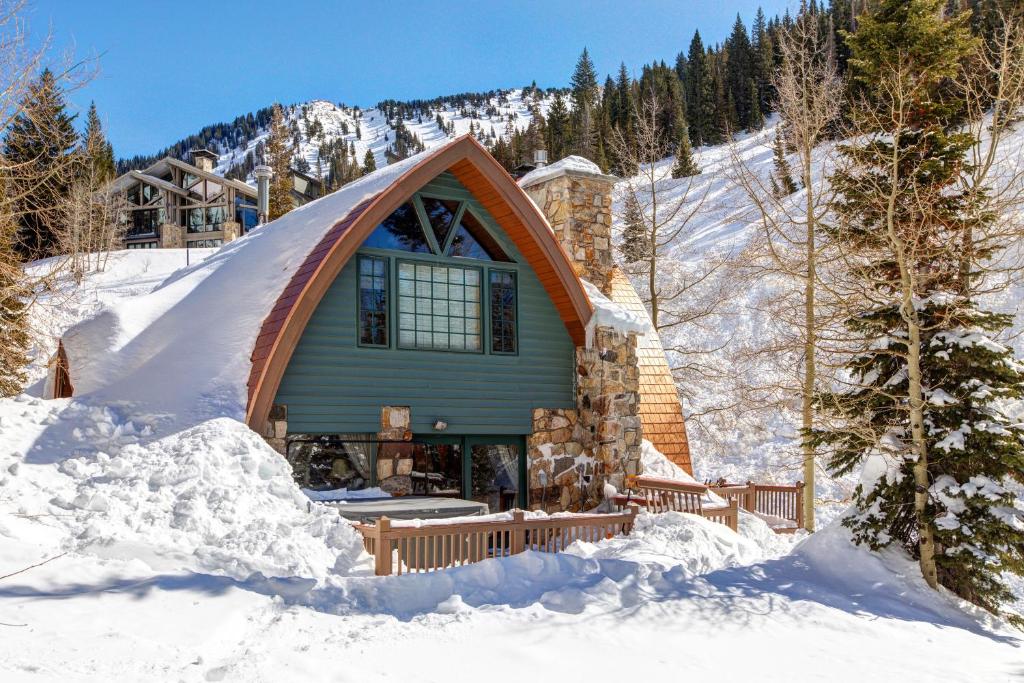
[180,88,559,182]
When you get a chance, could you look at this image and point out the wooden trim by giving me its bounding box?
[245,135,593,432]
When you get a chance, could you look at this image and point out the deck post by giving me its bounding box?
[375,517,393,576]
[728,499,739,532]
[745,480,757,513]
[795,482,806,530]
[511,509,525,555]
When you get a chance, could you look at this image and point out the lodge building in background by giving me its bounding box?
[109,149,321,250]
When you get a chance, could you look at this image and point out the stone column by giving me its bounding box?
[222,220,242,243]
[159,223,183,249]
[377,406,414,496]
[520,158,618,294]
[577,326,642,492]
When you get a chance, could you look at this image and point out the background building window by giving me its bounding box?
[358,255,388,346]
[489,270,517,353]
[397,261,481,351]
[186,238,223,248]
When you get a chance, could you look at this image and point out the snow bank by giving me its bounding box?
[566,510,763,571]
[640,438,695,481]
[2,407,364,582]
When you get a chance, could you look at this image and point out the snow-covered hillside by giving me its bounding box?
[212,89,556,182]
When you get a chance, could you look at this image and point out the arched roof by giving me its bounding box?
[245,135,594,432]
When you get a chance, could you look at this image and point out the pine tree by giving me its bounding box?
[770,128,798,196]
[569,48,599,159]
[670,127,700,178]
[724,14,754,131]
[266,104,294,221]
[363,148,377,173]
[684,31,712,146]
[82,102,115,183]
[3,69,79,258]
[618,192,649,263]
[815,0,1023,621]
[546,92,570,160]
[0,170,30,397]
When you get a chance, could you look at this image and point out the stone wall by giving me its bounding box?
[527,408,595,512]
[522,169,617,294]
[262,403,288,455]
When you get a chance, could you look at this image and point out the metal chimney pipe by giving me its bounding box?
[254,165,272,224]
[533,149,548,168]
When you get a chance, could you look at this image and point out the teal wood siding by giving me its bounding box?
[274,172,576,435]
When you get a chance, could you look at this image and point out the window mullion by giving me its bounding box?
[442,202,468,256]
[413,195,443,255]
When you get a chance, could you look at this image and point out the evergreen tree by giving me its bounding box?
[3,69,79,258]
[546,91,571,160]
[724,14,754,131]
[569,48,599,159]
[770,128,798,196]
[618,192,649,263]
[363,148,377,173]
[670,127,700,178]
[0,170,30,396]
[82,102,115,183]
[266,104,294,221]
[684,31,713,146]
[815,0,1023,621]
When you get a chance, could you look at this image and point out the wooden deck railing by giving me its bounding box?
[611,476,739,531]
[355,506,639,576]
[709,481,805,533]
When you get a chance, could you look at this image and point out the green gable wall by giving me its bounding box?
[274,171,577,435]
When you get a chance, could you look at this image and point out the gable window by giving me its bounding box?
[489,270,517,354]
[448,209,510,261]
[420,196,460,248]
[358,255,389,347]
[397,261,481,351]
[363,202,431,253]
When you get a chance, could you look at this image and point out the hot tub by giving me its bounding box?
[321,496,490,522]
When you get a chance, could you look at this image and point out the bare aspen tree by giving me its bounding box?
[609,93,716,332]
[609,93,733,421]
[728,12,844,530]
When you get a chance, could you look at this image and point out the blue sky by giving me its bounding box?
[34,1,794,157]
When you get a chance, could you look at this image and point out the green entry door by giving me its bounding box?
[465,435,527,512]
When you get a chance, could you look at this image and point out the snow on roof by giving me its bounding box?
[61,144,438,430]
[518,155,616,188]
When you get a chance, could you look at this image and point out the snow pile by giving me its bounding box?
[581,279,650,346]
[303,486,390,502]
[518,155,608,188]
[640,438,694,481]
[2,409,364,583]
[566,510,763,571]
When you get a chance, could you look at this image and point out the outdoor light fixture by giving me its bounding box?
[433,419,448,431]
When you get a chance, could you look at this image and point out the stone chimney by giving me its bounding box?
[519,156,617,294]
[190,149,218,173]
[520,156,643,509]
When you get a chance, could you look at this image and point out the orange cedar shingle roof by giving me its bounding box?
[607,267,692,474]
